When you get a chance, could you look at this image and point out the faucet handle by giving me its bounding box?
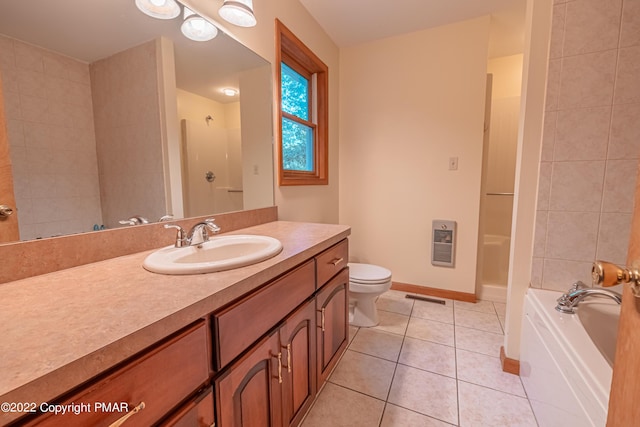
[164,224,187,248]
[203,218,221,234]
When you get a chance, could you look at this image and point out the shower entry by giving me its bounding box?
[181,119,243,217]
[477,70,521,303]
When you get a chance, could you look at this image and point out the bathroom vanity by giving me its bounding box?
[0,221,350,426]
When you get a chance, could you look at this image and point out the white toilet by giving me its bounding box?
[348,263,392,327]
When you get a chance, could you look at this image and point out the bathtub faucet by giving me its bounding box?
[555,285,622,314]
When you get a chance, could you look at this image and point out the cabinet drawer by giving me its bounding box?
[29,321,209,427]
[160,386,214,427]
[213,260,315,369]
[315,240,348,287]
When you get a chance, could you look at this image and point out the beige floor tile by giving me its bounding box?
[454,308,503,334]
[454,299,496,314]
[381,404,455,427]
[388,364,458,425]
[411,300,454,324]
[455,325,503,357]
[456,349,526,397]
[372,310,410,336]
[493,302,507,317]
[349,327,404,361]
[376,292,414,315]
[406,317,455,346]
[399,337,456,378]
[349,325,359,344]
[498,315,506,333]
[301,382,385,427]
[329,349,396,400]
[458,381,537,427]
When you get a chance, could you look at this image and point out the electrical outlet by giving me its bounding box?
[449,157,458,171]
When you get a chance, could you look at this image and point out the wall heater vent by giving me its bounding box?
[431,220,456,268]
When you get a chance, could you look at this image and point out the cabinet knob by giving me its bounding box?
[0,205,13,218]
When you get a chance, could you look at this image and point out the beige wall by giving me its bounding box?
[180,0,340,224]
[338,17,490,294]
[0,35,103,240]
[532,0,639,291]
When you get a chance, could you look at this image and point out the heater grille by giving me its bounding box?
[432,220,456,267]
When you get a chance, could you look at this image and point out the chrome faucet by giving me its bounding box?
[164,218,221,248]
[555,281,622,314]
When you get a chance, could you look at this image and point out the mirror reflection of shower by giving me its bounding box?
[477,54,523,303]
[181,111,243,217]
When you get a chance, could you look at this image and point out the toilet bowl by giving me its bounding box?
[348,263,392,327]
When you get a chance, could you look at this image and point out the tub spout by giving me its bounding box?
[555,287,622,314]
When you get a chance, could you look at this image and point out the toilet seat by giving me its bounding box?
[348,263,392,284]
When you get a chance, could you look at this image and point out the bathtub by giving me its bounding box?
[520,288,619,427]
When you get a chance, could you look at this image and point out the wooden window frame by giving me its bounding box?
[276,19,328,186]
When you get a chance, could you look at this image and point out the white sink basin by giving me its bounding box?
[143,234,283,275]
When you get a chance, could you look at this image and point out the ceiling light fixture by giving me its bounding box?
[222,88,238,96]
[181,7,218,41]
[135,0,181,20]
[218,0,257,27]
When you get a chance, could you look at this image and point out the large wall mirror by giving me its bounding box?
[0,0,274,242]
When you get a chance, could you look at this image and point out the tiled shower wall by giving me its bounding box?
[532,0,640,290]
[0,36,102,240]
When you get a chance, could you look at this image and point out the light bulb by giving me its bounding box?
[218,0,257,27]
[135,0,180,20]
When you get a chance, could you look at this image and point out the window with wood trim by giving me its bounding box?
[276,19,328,186]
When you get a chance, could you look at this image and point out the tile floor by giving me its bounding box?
[301,290,539,427]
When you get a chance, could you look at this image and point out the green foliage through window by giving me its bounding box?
[281,62,314,172]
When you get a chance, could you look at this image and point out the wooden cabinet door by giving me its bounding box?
[315,268,349,386]
[215,331,283,427]
[160,386,214,427]
[280,300,316,427]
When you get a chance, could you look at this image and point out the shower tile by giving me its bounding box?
[542,258,593,291]
[329,350,396,400]
[411,299,454,324]
[596,213,633,266]
[609,102,640,159]
[456,349,526,397]
[558,50,616,110]
[553,107,611,161]
[536,162,552,211]
[549,4,566,60]
[13,40,44,72]
[545,211,599,261]
[614,46,640,105]
[399,337,456,378]
[405,317,454,346]
[455,326,503,357]
[301,383,384,427]
[454,308,502,334]
[602,160,637,213]
[530,257,544,288]
[533,210,548,258]
[541,111,557,162]
[380,404,453,427]
[545,59,562,111]
[388,364,458,425]
[458,381,537,427]
[562,0,622,56]
[548,161,604,212]
[349,328,404,362]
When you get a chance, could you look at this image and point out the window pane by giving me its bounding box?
[282,117,314,172]
[281,62,309,121]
